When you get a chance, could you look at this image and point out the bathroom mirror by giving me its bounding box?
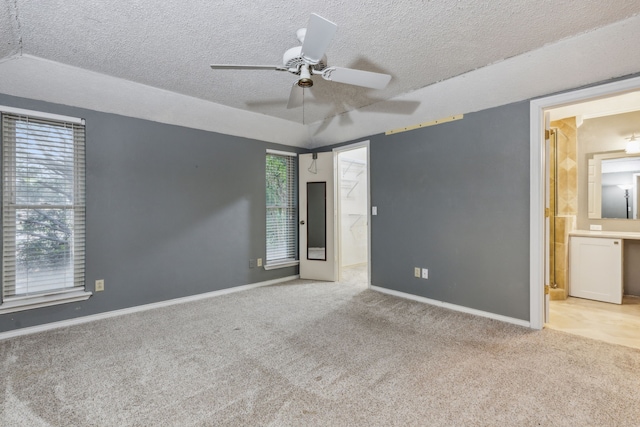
[589,152,640,219]
[306,182,327,260]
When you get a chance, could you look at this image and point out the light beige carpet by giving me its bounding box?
[1,270,640,426]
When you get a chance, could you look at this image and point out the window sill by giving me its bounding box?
[263,260,299,270]
[0,289,92,314]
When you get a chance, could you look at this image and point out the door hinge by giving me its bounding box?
[545,129,550,140]
[545,208,550,218]
[544,284,550,295]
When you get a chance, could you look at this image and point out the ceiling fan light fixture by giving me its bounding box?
[297,66,313,87]
[626,133,640,154]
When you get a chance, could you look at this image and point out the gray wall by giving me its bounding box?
[0,93,302,332]
[319,101,531,320]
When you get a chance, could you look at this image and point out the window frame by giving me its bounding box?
[0,106,90,314]
[265,149,299,270]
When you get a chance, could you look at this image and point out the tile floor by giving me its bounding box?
[546,295,640,350]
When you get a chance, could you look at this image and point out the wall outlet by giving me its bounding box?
[414,267,421,278]
[95,279,104,292]
[422,268,429,279]
[590,224,602,231]
[257,258,263,267]
[249,259,256,268]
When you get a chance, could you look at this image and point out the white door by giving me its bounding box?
[299,152,336,281]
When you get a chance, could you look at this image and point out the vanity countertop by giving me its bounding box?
[569,230,640,240]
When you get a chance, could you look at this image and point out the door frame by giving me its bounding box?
[633,173,640,220]
[333,141,371,288]
[529,75,640,330]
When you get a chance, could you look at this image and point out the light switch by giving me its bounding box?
[372,206,377,216]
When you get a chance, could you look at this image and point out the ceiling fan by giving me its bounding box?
[210,13,392,109]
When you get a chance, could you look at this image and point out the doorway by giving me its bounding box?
[335,142,370,288]
[529,75,640,341]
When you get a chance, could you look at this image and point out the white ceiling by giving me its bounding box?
[1,1,640,147]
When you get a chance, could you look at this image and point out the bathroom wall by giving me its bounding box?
[549,118,577,300]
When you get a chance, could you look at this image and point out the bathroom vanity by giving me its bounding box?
[569,230,640,304]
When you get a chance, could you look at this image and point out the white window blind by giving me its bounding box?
[2,113,86,300]
[266,152,297,263]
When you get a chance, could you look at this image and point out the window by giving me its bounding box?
[265,150,297,267]
[1,108,89,313]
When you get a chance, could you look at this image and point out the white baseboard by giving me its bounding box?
[370,286,531,328]
[0,275,300,341]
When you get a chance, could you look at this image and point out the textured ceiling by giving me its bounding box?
[0,0,18,58]
[1,0,639,126]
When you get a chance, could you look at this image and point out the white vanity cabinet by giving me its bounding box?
[569,236,623,304]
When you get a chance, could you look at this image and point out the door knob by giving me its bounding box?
[300,220,305,225]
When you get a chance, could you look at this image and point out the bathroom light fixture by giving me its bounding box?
[625,133,640,154]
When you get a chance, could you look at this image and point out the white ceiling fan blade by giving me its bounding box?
[321,67,392,89]
[300,14,337,64]
[287,83,304,109]
[210,64,287,71]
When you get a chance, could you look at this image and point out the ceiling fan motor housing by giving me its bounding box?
[283,46,326,74]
